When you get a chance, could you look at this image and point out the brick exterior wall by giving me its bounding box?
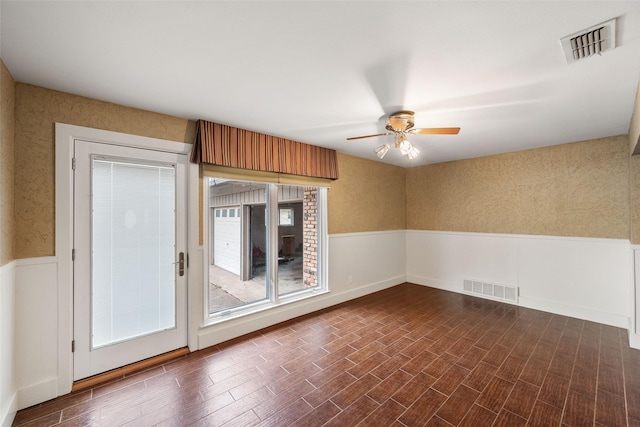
[303,187,318,288]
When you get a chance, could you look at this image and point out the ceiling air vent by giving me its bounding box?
[560,18,616,64]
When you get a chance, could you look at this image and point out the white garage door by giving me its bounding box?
[214,207,241,275]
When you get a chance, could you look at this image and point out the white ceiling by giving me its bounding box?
[2,1,640,167]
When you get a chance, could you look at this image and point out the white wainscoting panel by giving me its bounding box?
[631,247,640,349]
[11,229,636,413]
[1,261,17,427]
[13,257,59,410]
[407,230,631,328]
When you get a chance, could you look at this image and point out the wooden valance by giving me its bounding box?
[191,120,339,180]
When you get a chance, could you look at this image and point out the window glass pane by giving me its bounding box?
[279,207,294,226]
[207,179,325,317]
[92,159,176,348]
[208,179,268,313]
[278,186,319,297]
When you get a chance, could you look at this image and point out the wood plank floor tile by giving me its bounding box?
[423,352,460,379]
[475,376,514,414]
[12,283,640,427]
[435,385,480,425]
[563,390,595,426]
[400,349,440,376]
[253,380,314,420]
[527,400,563,427]
[501,380,539,420]
[361,398,407,426]
[256,398,313,427]
[463,361,499,393]
[458,403,497,427]
[370,353,411,380]
[627,386,640,421]
[492,409,528,427]
[398,388,447,426]
[482,344,512,367]
[289,400,341,427]
[303,371,356,408]
[391,372,437,408]
[329,373,380,409]
[569,364,597,397]
[519,356,550,387]
[539,372,570,410]
[345,351,389,379]
[595,388,627,427]
[598,362,625,396]
[431,365,470,397]
[366,369,413,404]
[323,395,379,427]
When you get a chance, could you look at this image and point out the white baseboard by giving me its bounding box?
[406,275,457,293]
[197,275,405,349]
[1,261,16,427]
[630,332,640,350]
[0,392,16,427]
[408,274,629,329]
[518,295,629,329]
[17,378,58,411]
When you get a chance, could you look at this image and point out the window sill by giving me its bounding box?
[202,288,330,327]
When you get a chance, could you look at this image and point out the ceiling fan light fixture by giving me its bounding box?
[394,132,407,148]
[399,140,413,156]
[350,110,458,162]
[407,145,420,160]
[374,143,390,159]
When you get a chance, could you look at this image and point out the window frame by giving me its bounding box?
[278,207,294,226]
[203,178,329,325]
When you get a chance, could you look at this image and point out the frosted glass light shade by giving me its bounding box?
[374,144,391,159]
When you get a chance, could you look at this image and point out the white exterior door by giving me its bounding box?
[213,207,241,275]
[73,140,188,381]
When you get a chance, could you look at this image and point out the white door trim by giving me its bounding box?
[55,123,192,395]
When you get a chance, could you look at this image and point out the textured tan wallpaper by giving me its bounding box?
[407,136,629,239]
[328,153,406,234]
[12,82,636,256]
[0,60,15,265]
[14,84,196,259]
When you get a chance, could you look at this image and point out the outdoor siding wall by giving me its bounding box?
[328,153,406,234]
[14,84,196,259]
[1,60,15,266]
[406,135,629,239]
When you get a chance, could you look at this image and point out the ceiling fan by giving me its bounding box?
[346,110,460,160]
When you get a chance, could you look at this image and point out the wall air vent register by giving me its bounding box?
[463,279,519,304]
[560,18,617,64]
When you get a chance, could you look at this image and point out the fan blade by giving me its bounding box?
[364,55,410,115]
[346,133,389,140]
[410,127,461,135]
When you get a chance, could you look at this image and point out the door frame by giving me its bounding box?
[55,123,197,396]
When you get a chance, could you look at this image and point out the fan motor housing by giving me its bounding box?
[385,110,415,132]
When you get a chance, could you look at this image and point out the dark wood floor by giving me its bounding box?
[13,283,640,426]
